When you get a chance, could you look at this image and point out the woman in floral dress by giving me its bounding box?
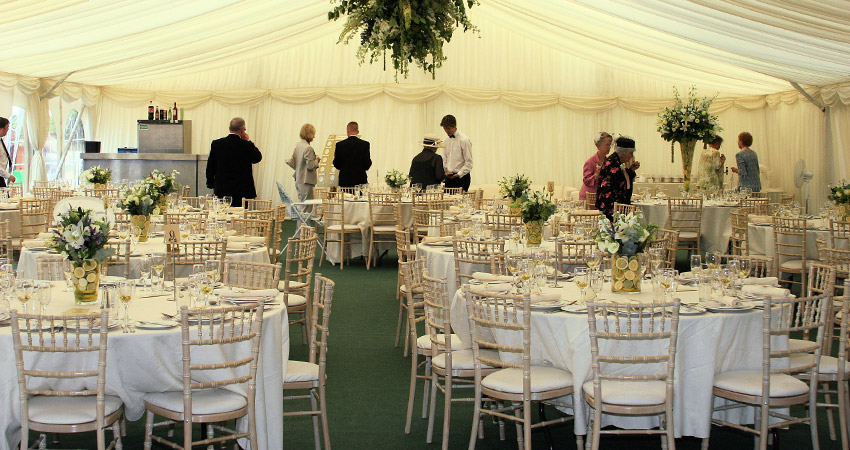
[595,137,640,220]
[694,135,726,191]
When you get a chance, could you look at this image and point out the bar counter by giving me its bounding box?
[81,153,212,196]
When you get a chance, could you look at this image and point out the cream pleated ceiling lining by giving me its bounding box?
[0,0,846,93]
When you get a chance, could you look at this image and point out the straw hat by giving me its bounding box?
[421,133,445,149]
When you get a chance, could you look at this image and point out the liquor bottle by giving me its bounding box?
[147,101,154,120]
[172,102,178,123]
[166,108,171,122]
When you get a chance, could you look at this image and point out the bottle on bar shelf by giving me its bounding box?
[148,101,154,120]
[155,106,159,121]
[172,102,178,123]
[166,108,171,122]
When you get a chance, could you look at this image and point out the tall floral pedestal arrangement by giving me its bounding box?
[521,191,556,247]
[47,208,113,305]
[593,211,657,293]
[658,87,722,192]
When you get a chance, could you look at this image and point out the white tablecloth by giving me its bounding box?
[448,281,778,438]
[0,207,19,238]
[634,200,738,254]
[17,240,271,280]
[747,219,832,259]
[324,200,414,264]
[0,281,288,450]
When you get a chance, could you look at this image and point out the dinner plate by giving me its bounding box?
[227,248,250,253]
[704,303,755,313]
[530,300,567,310]
[135,320,178,330]
[679,304,707,315]
[560,304,587,313]
[424,242,453,247]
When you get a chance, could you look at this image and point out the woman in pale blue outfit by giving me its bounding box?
[731,131,761,192]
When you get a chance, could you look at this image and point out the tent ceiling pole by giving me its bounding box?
[790,81,826,112]
[40,72,75,100]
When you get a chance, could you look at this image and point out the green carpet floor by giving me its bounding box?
[23,220,844,449]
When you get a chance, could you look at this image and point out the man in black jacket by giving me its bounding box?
[206,117,262,207]
[332,121,372,188]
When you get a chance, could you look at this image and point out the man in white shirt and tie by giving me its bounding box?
[440,114,473,192]
[0,118,16,187]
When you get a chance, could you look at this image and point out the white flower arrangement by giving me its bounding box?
[657,86,722,160]
[384,169,409,189]
[592,211,658,257]
[119,184,157,216]
[48,207,113,264]
[82,166,112,185]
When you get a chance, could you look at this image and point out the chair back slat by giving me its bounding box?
[484,212,521,238]
[452,238,505,288]
[223,261,281,290]
[464,286,527,371]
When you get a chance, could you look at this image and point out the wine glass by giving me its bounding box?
[659,269,678,302]
[518,259,534,295]
[574,267,589,302]
[117,280,135,333]
[589,270,604,300]
[205,260,221,284]
[649,248,663,280]
[15,280,34,314]
[222,196,233,207]
[150,252,166,292]
[736,258,751,280]
[706,252,720,271]
[585,248,602,273]
[505,252,522,287]
[35,281,51,315]
[718,265,733,295]
[139,256,151,291]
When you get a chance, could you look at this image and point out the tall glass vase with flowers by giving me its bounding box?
[119,184,157,242]
[48,207,113,305]
[81,165,112,189]
[828,180,850,220]
[144,170,180,213]
[499,174,531,214]
[520,190,557,246]
[592,211,658,292]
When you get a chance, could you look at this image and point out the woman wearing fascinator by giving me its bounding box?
[579,131,612,208]
[595,136,640,220]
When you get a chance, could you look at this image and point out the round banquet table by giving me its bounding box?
[448,280,786,439]
[16,239,271,280]
[0,281,289,450]
[323,199,414,264]
[634,199,738,254]
[747,217,839,259]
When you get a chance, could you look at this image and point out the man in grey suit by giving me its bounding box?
[286,123,321,202]
[731,131,761,192]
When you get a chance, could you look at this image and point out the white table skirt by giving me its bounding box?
[0,208,19,238]
[449,282,780,438]
[17,241,271,281]
[634,201,737,254]
[324,200,413,264]
[747,221,832,260]
[0,281,289,450]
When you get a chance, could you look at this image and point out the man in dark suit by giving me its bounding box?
[206,117,262,207]
[0,118,16,188]
[332,121,372,188]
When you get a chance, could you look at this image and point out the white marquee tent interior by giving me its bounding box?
[1,0,849,207]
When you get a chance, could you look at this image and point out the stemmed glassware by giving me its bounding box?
[205,260,220,284]
[117,280,135,333]
[150,253,166,292]
[736,258,750,280]
[589,270,604,300]
[0,264,14,314]
[505,253,523,289]
[15,280,34,314]
[585,248,602,273]
[35,281,51,315]
[649,248,663,281]
[574,267,589,302]
[139,256,152,291]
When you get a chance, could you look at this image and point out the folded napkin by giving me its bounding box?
[216,288,279,299]
[749,214,773,225]
[23,239,49,248]
[227,241,259,251]
[481,283,512,293]
[421,236,452,244]
[472,272,513,282]
[742,285,791,298]
[531,293,562,304]
[107,238,129,244]
[712,294,742,307]
[0,202,18,209]
[227,235,266,244]
[741,277,779,286]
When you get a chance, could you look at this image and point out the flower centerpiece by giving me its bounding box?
[384,169,409,190]
[329,0,479,79]
[499,174,532,213]
[144,169,180,213]
[593,211,658,292]
[48,207,113,304]
[828,179,850,220]
[657,86,722,192]
[81,165,112,189]
[520,190,557,246]
[119,184,157,242]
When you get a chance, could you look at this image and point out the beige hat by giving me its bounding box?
[422,133,445,149]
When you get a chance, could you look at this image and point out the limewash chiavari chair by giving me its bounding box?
[718,254,775,279]
[282,227,318,343]
[443,187,462,195]
[222,260,280,290]
[585,299,681,450]
[181,196,203,209]
[821,247,850,297]
[647,228,679,270]
[143,302,265,450]
[401,259,436,434]
[439,221,461,238]
[829,219,850,249]
[740,197,770,215]
[319,194,361,269]
[452,238,505,289]
[484,212,521,239]
[244,209,274,221]
[395,227,419,352]
[101,239,131,278]
[0,219,13,262]
[613,202,638,215]
[464,286,579,450]
[18,198,50,244]
[230,216,274,252]
[730,208,750,255]
[428,198,457,212]
[773,216,816,293]
[166,240,226,280]
[412,208,444,243]
[12,309,125,450]
[367,192,401,269]
[424,272,498,449]
[554,240,597,275]
[412,191,444,209]
[667,197,702,257]
[283,274,335,450]
[568,210,601,229]
[585,192,597,210]
[8,183,22,198]
[703,294,829,450]
[163,210,209,227]
[35,254,66,281]
[243,198,271,211]
[180,184,190,197]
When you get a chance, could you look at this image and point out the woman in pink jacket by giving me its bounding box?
[578,132,613,207]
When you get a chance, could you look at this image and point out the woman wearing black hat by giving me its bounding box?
[595,136,640,220]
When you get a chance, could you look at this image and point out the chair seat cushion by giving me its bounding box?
[779,259,818,271]
[27,395,123,425]
[433,349,498,372]
[789,338,818,353]
[144,389,247,416]
[582,380,667,406]
[790,354,842,375]
[678,231,699,240]
[481,367,573,394]
[372,225,396,233]
[713,370,809,397]
[278,280,308,292]
[285,360,319,382]
[416,334,465,351]
[285,294,307,307]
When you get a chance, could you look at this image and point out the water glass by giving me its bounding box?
[574,267,589,302]
[35,281,51,315]
[589,271,604,300]
[150,252,166,291]
[205,260,221,283]
[698,270,713,302]
[139,256,152,291]
[689,254,702,274]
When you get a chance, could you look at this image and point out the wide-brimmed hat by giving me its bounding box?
[422,133,445,149]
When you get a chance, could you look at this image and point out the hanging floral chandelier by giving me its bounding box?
[329,0,479,79]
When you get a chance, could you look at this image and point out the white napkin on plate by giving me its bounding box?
[227,235,266,244]
[712,294,742,307]
[742,285,791,298]
[216,288,279,299]
[0,202,18,209]
[472,272,513,282]
[482,283,512,293]
[23,239,48,248]
[421,236,452,244]
[741,277,779,286]
[531,293,561,304]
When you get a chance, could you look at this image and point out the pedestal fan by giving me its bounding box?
[794,159,814,214]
